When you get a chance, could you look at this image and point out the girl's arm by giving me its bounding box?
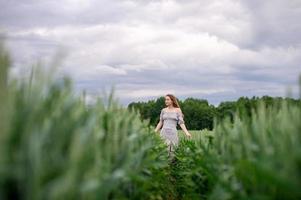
[179,123,192,138]
[176,108,191,138]
[154,121,163,133]
[154,109,164,133]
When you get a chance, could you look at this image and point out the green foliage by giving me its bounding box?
[172,94,301,199]
[128,97,165,126]
[182,98,217,130]
[211,99,301,199]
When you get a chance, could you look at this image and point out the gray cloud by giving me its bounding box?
[240,0,301,48]
[1,0,300,107]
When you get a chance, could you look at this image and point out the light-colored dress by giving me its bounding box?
[159,108,185,157]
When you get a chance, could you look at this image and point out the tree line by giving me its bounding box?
[127,95,300,130]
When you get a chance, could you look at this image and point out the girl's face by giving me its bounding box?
[165,96,173,106]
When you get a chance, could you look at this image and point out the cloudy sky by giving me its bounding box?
[1,0,301,106]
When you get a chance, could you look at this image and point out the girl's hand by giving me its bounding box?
[185,132,192,138]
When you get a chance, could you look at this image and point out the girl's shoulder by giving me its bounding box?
[162,107,182,113]
[175,108,182,112]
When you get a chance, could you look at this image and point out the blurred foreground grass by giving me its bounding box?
[174,84,301,200]
[0,42,174,200]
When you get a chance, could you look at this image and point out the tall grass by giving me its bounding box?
[173,78,301,199]
[0,43,173,200]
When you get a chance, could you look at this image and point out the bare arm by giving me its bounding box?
[176,108,192,138]
[179,123,191,138]
[154,121,163,133]
[154,109,164,133]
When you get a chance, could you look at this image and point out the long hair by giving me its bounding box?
[166,94,184,118]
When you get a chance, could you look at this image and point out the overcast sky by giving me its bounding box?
[1,0,301,106]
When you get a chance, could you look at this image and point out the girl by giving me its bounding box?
[154,94,192,158]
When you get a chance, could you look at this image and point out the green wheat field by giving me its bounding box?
[1,43,301,200]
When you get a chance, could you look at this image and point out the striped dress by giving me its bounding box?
[159,108,185,157]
